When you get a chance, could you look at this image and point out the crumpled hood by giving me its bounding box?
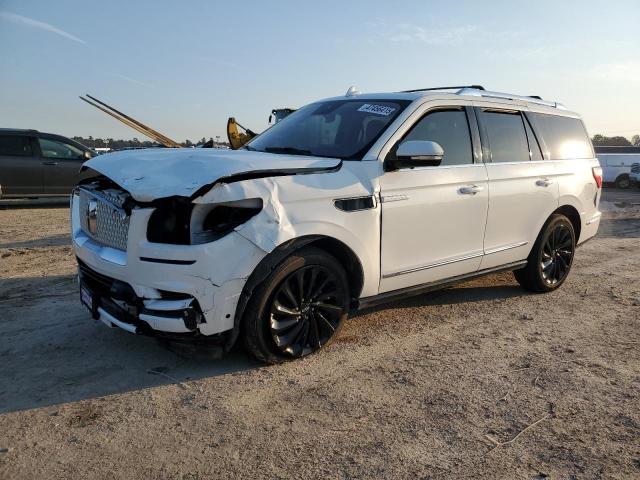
[82,148,342,202]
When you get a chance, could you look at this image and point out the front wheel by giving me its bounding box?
[514,214,576,293]
[242,247,350,364]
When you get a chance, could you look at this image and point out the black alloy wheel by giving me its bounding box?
[269,265,344,357]
[242,247,350,364]
[540,223,574,286]
[514,214,576,293]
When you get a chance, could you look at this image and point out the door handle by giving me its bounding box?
[459,185,484,195]
[42,161,58,166]
[536,178,553,187]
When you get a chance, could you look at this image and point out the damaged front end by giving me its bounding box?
[71,175,273,347]
[71,149,345,347]
[78,258,205,336]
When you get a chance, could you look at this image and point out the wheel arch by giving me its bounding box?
[225,234,365,351]
[553,204,582,242]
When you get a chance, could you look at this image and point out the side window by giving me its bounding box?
[0,135,33,157]
[480,110,530,163]
[402,109,473,166]
[38,138,84,159]
[531,113,594,160]
[523,116,543,161]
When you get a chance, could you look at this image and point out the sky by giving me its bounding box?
[1,0,639,144]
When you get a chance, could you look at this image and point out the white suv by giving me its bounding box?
[71,85,602,363]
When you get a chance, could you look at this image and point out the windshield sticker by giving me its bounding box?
[357,104,396,116]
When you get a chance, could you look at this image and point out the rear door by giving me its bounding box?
[476,106,558,270]
[0,134,42,196]
[36,136,87,194]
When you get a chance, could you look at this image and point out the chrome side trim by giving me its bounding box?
[382,250,484,279]
[381,194,409,203]
[484,241,528,255]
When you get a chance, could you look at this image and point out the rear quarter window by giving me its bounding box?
[531,113,594,160]
[0,135,32,156]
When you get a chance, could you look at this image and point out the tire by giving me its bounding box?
[514,214,576,293]
[242,247,350,364]
[615,175,630,189]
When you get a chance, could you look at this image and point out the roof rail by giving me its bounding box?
[456,88,567,109]
[402,85,485,93]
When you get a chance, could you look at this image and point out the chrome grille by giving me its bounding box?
[78,188,130,251]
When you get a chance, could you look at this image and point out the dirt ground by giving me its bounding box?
[1,189,639,479]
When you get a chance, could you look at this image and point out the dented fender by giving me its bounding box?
[194,162,382,298]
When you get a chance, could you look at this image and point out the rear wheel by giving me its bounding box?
[514,214,576,293]
[615,175,631,189]
[242,247,350,364]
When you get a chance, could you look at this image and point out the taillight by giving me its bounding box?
[592,166,603,189]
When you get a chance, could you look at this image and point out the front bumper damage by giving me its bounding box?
[78,259,204,337]
[71,189,268,341]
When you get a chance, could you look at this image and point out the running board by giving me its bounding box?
[355,261,527,311]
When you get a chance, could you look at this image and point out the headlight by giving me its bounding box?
[147,198,262,245]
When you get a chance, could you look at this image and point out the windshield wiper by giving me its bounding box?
[263,147,313,156]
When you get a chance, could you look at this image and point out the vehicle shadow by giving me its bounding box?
[0,233,71,249]
[0,198,69,210]
[352,272,529,319]
[0,274,259,415]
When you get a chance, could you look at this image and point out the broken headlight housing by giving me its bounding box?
[147,198,262,245]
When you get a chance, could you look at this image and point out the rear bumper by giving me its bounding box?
[579,211,601,245]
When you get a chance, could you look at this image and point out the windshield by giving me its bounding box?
[246,99,410,160]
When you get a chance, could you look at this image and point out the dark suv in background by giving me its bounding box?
[0,129,95,198]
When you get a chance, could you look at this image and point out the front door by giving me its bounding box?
[37,136,86,195]
[379,108,489,293]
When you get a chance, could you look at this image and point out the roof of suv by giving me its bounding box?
[321,85,573,115]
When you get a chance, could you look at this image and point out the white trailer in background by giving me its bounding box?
[595,146,640,189]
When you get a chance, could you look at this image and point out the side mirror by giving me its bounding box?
[83,150,93,160]
[388,140,444,170]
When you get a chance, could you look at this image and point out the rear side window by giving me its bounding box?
[531,113,594,160]
[402,109,473,166]
[0,135,32,156]
[480,110,530,163]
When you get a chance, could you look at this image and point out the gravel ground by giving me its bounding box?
[0,189,639,479]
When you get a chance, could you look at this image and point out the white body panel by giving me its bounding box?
[480,160,558,269]
[71,89,602,339]
[379,164,488,292]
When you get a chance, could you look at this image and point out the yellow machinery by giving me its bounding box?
[226,117,257,150]
[227,108,295,150]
